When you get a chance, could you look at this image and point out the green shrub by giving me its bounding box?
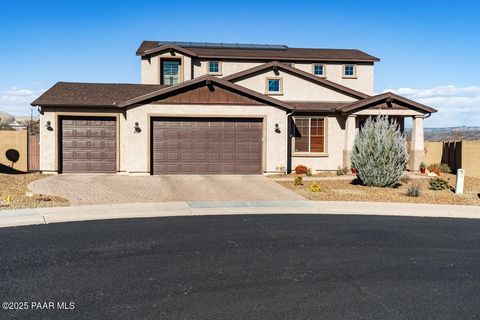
[406,183,421,197]
[336,167,348,176]
[429,177,449,190]
[306,168,313,176]
[351,116,408,188]
[294,176,303,186]
[295,165,308,175]
[440,163,451,174]
[309,181,321,192]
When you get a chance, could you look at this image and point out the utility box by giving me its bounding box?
[455,169,465,195]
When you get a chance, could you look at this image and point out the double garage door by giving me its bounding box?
[59,117,263,174]
[151,118,263,174]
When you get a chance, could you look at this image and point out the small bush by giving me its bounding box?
[295,165,308,175]
[336,167,348,176]
[406,183,421,197]
[309,181,321,192]
[351,116,408,188]
[306,168,313,176]
[429,177,449,190]
[427,163,441,176]
[294,176,303,186]
[440,163,451,174]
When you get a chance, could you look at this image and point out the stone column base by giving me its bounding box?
[409,149,425,171]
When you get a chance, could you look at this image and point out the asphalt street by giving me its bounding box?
[1,214,480,319]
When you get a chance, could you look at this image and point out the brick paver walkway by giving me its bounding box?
[28,175,304,206]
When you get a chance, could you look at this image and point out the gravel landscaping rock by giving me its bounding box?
[0,173,69,210]
[277,174,480,206]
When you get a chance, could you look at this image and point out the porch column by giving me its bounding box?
[409,115,425,171]
[343,115,356,168]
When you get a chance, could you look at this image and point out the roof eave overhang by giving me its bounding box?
[117,75,294,111]
[140,44,198,57]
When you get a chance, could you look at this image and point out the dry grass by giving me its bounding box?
[0,173,69,210]
[277,174,480,206]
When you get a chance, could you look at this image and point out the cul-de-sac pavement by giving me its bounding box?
[2,213,480,320]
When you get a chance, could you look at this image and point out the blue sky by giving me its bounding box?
[1,0,479,127]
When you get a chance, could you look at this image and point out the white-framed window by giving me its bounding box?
[266,78,282,94]
[313,64,325,77]
[207,61,221,74]
[293,117,326,153]
[343,64,356,78]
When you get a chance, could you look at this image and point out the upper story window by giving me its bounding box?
[293,117,326,154]
[343,64,356,78]
[266,78,282,95]
[207,61,221,74]
[313,64,326,77]
[161,59,181,85]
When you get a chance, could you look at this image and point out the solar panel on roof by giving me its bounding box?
[158,41,288,50]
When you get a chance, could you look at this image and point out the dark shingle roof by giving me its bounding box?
[136,41,380,62]
[31,82,166,107]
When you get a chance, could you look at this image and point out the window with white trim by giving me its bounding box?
[208,61,221,74]
[313,64,325,77]
[293,117,326,153]
[343,64,356,77]
[266,78,282,94]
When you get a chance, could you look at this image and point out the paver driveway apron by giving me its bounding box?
[28,175,304,206]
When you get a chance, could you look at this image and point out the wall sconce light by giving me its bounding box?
[274,123,281,133]
[45,121,53,131]
[134,122,142,133]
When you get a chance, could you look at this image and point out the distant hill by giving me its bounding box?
[0,111,15,125]
[405,126,480,142]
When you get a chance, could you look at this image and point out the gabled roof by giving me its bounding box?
[117,75,294,110]
[31,82,166,107]
[141,43,198,57]
[339,92,437,114]
[223,61,369,100]
[136,41,380,62]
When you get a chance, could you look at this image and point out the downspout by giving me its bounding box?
[285,110,295,175]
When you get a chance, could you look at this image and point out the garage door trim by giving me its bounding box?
[149,116,266,175]
[58,115,119,174]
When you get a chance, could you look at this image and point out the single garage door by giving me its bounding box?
[152,118,263,174]
[60,117,116,173]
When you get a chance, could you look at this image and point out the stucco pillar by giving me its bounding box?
[409,115,425,171]
[343,115,357,168]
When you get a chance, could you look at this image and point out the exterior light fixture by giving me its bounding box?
[274,123,281,133]
[45,121,53,131]
[134,122,141,133]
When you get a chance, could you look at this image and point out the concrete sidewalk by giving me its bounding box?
[1,200,479,228]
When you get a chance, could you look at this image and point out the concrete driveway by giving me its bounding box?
[28,175,303,206]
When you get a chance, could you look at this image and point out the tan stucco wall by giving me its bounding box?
[141,52,192,84]
[291,115,346,171]
[293,63,374,95]
[424,140,480,178]
[234,69,358,102]
[0,130,28,171]
[39,104,288,174]
[193,60,263,78]
[125,103,288,174]
[39,107,124,173]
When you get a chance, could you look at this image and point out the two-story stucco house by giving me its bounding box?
[32,41,436,175]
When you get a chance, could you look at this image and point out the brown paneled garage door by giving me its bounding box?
[152,118,263,174]
[60,117,116,173]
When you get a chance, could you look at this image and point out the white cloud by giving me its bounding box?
[382,85,480,128]
[0,88,45,116]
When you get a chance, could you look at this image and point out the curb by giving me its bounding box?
[0,200,479,229]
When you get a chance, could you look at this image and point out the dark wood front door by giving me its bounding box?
[151,118,263,174]
[60,117,116,173]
